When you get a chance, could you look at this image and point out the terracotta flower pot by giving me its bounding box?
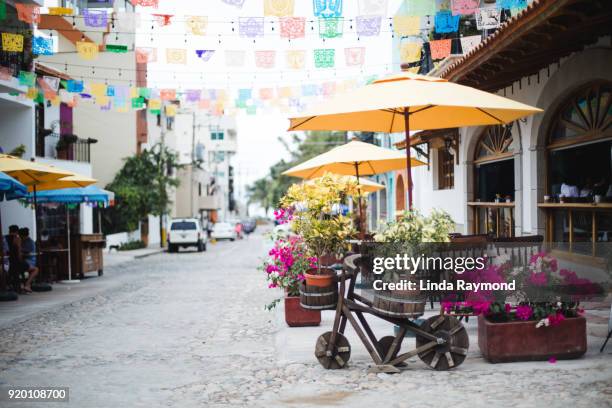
[478,315,587,363]
[304,268,336,287]
[284,296,321,327]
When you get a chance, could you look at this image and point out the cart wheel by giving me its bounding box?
[378,336,401,362]
[415,315,469,371]
[315,331,351,369]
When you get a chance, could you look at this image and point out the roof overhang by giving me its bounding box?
[437,0,612,91]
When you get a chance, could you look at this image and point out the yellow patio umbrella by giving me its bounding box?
[283,138,426,179]
[305,175,385,194]
[288,72,543,209]
[31,173,97,192]
[0,154,73,186]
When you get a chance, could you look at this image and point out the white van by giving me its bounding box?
[167,218,207,253]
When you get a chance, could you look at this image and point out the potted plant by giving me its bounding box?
[260,233,321,327]
[462,252,604,363]
[372,209,455,316]
[280,173,357,287]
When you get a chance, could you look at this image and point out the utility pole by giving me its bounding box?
[190,111,196,217]
[159,102,167,248]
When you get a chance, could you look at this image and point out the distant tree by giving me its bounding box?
[248,131,348,212]
[103,144,182,233]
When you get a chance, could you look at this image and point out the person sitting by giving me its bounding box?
[18,228,39,293]
[560,181,579,198]
[5,225,23,293]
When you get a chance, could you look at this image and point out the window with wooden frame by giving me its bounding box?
[437,148,454,189]
[539,81,612,257]
[470,124,516,238]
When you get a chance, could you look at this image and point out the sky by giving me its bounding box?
[133,0,405,207]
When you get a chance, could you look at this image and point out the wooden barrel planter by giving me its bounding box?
[372,292,425,318]
[300,271,338,310]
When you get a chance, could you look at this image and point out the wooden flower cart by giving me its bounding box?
[313,254,469,372]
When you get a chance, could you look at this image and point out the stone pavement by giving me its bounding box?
[0,246,164,329]
[0,231,610,408]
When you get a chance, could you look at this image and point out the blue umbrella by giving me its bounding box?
[25,185,110,205]
[0,171,27,201]
[23,185,111,283]
[1,172,27,298]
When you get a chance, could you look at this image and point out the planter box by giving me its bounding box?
[284,296,321,327]
[478,315,587,363]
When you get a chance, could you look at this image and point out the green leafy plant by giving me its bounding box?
[280,173,357,273]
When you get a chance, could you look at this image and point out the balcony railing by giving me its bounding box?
[37,134,93,163]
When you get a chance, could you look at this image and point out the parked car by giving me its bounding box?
[167,218,207,253]
[211,222,237,241]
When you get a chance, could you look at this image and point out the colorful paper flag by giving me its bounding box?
[83,9,108,27]
[393,16,421,36]
[313,0,342,18]
[66,80,84,93]
[221,0,246,7]
[185,16,208,35]
[451,0,479,16]
[198,99,210,109]
[460,34,482,54]
[279,17,305,39]
[498,0,527,10]
[259,88,274,100]
[131,0,158,7]
[18,71,36,87]
[42,76,60,91]
[153,14,173,27]
[48,7,73,15]
[0,1,6,21]
[313,49,335,68]
[319,18,343,38]
[225,50,246,67]
[15,3,40,24]
[166,48,187,64]
[32,36,54,55]
[405,0,435,16]
[2,33,24,52]
[344,47,365,66]
[132,97,145,108]
[185,89,201,102]
[400,42,422,63]
[160,89,176,100]
[76,41,99,60]
[138,87,151,98]
[239,17,264,38]
[358,0,387,15]
[434,10,460,33]
[255,50,276,69]
[106,44,128,53]
[136,47,157,63]
[356,15,381,37]
[429,39,452,60]
[476,7,501,30]
[286,50,306,69]
[195,49,215,61]
[264,0,294,17]
[148,98,162,110]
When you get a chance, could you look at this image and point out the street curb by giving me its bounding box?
[133,249,166,259]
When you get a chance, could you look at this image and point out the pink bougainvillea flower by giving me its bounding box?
[265,264,278,274]
[528,272,548,286]
[441,300,454,313]
[548,357,557,364]
[516,304,533,321]
[504,303,512,313]
[548,312,565,326]
[268,282,278,289]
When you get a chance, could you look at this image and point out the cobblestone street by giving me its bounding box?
[1,230,611,408]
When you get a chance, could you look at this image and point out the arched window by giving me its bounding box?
[471,124,516,237]
[475,124,514,164]
[544,81,612,256]
[548,82,612,148]
[396,175,405,213]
